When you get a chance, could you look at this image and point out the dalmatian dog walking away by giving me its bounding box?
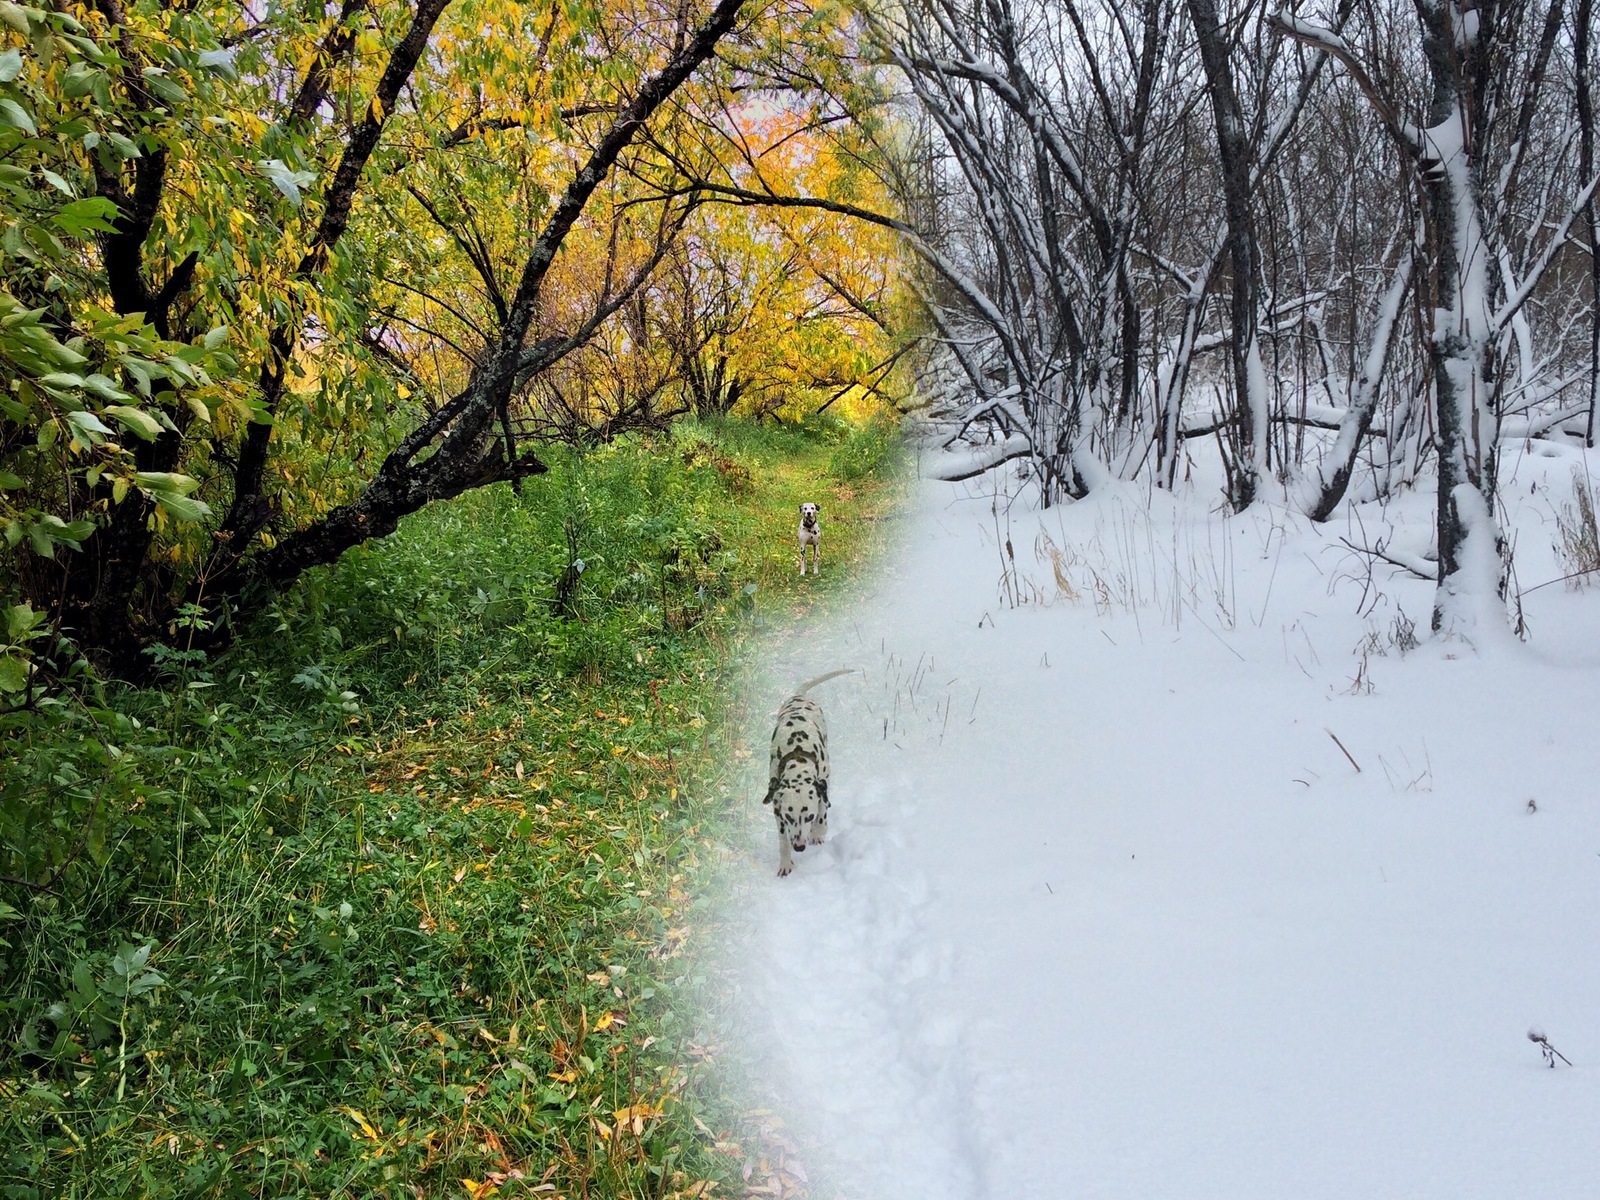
[764,669,853,877]
[797,503,822,576]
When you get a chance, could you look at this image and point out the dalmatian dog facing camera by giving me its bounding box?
[798,503,822,576]
[764,670,853,876]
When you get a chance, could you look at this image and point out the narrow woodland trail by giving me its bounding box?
[714,462,1600,1200]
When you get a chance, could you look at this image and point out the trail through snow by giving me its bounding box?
[716,453,1600,1200]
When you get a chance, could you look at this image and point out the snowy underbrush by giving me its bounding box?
[702,444,1600,1200]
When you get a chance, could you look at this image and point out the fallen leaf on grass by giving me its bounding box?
[612,1103,660,1136]
[339,1107,381,1141]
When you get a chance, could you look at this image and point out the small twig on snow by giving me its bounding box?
[1326,728,1362,773]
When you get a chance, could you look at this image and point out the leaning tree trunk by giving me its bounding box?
[1294,250,1413,521]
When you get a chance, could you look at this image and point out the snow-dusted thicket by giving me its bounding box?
[880,0,1600,634]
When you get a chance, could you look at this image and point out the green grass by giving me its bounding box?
[0,418,907,1200]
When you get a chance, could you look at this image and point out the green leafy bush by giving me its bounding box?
[829,412,907,481]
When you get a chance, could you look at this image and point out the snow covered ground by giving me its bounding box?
[712,442,1600,1200]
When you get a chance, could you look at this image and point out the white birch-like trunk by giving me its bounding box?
[1413,26,1506,635]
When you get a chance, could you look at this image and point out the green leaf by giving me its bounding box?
[197,48,236,79]
[104,404,162,440]
[61,60,101,98]
[0,47,21,83]
[0,3,28,37]
[0,97,36,136]
[0,654,25,692]
[104,130,140,159]
[81,373,127,401]
[203,324,229,350]
[64,409,112,438]
[6,602,44,639]
[0,470,22,490]
[113,942,151,977]
[141,68,186,106]
[52,196,118,237]
[257,158,314,207]
[151,490,211,523]
[134,470,199,495]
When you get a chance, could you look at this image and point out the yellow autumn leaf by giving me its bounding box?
[338,1106,380,1141]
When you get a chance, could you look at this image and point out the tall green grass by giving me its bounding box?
[0,418,906,1199]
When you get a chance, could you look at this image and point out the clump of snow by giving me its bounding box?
[707,452,1600,1200]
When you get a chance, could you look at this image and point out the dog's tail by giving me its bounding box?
[794,668,855,695]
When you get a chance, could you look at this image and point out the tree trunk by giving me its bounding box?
[1190,0,1265,511]
[1577,0,1599,447]
[1414,0,1505,633]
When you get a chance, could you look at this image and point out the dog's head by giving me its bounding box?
[765,759,827,852]
[799,502,820,529]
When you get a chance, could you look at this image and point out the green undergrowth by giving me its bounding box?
[0,415,908,1199]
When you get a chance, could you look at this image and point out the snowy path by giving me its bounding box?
[719,465,1600,1200]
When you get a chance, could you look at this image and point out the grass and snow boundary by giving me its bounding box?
[712,443,1600,1199]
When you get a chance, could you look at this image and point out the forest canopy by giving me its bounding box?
[0,0,910,675]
